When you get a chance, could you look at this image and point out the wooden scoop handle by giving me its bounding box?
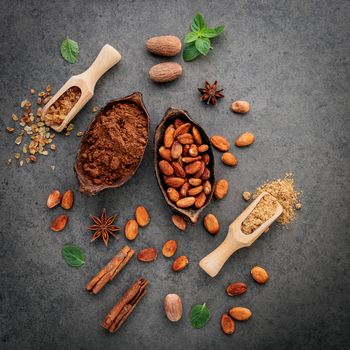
[199,235,244,278]
[80,44,121,89]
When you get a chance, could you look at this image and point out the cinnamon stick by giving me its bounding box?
[86,245,134,294]
[102,277,148,333]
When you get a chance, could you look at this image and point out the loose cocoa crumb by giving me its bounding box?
[242,191,251,201]
[242,174,301,234]
[79,102,148,186]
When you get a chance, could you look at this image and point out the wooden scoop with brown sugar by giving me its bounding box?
[199,192,283,277]
[42,44,121,132]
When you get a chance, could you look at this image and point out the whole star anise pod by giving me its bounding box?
[89,208,120,247]
[198,80,224,106]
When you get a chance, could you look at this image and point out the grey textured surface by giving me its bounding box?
[0,0,349,349]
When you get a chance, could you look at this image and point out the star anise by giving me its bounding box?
[198,80,224,106]
[89,208,120,247]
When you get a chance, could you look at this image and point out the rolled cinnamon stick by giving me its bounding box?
[102,277,148,333]
[86,245,134,294]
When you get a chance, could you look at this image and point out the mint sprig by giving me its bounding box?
[183,13,225,62]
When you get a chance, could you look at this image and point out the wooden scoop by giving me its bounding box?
[42,44,122,132]
[199,192,283,277]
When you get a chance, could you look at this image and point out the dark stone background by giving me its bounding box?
[0,0,349,349]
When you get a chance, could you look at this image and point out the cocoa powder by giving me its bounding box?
[79,102,148,186]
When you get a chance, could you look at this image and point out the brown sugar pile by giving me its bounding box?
[79,102,148,186]
[242,174,301,234]
[44,86,81,126]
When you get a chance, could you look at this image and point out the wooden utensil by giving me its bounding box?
[199,192,283,277]
[42,44,121,132]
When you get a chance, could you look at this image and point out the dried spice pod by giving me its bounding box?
[75,92,150,196]
[154,108,215,224]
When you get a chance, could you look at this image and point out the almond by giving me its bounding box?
[47,189,61,208]
[211,135,230,151]
[221,314,235,335]
[231,100,250,114]
[193,161,205,178]
[124,219,139,240]
[188,185,203,196]
[172,256,189,272]
[251,266,269,284]
[171,162,186,178]
[182,156,202,164]
[189,178,202,186]
[226,282,248,296]
[135,206,150,227]
[164,176,186,188]
[162,239,177,257]
[164,125,175,148]
[174,122,191,138]
[235,132,255,147]
[194,192,206,209]
[197,144,209,153]
[185,161,202,174]
[146,35,182,57]
[203,213,220,235]
[176,197,195,208]
[171,141,183,159]
[203,180,212,195]
[164,294,183,322]
[188,144,198,157]
[201,167,211,180]
[182,144,190,156]
[137,247,157,262]
[61,189,74,210]
[159,146,173,161]
[229,307,252,321]
[174,119,184,129]
[149,62,183,83]
[192,126,203,145]
[222,152,238,167]
[159,160,174,176]
[214,179,229,200]
[202,153,210,165]
[177,133,193,145]
[50,214,68,232]
[167,188,180,202]
[180,182,190,197]
[171,214,186,230]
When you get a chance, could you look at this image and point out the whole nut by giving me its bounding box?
[167,188,180,202]
[177,133,194,145]
[229,307,252,321]
[235,132,255,147]
[171,162,186,178]
[135,206,150,227]
[146,35,182,57]
[203,180,212,195]
[180,182,191,197]
[174,119,184,129]
[185,161,202,175]
[164,177,186,188]
[171,141,183,159]
[164,294,183,322]
[159,146,173,162]
[50,214,68,232]
[201,167,211,180]
[174,123,191,138]
[124,219,139,240]
[189,178,202,186]
[192,126,202,145]
[171,214,187,230]
[197,144,209,153]
[202,153,210,165]
[194,192,206,209]
[172,256,189,272]
[226,282,248,296]
[47,189,61,209]
[189,144,198,157]
[137,247,157,262]
[221,152,238,167]
[61,189,74,210]
[203,213,220,235]
[176,197,196,208]
[221,314,235,335]
[188,185,203,196]
[210,135,230,151]
[231,100,250,114]
[162,239,177,257]
[214,179,229,200]
[193,161,205,178]
[182,156,202,163]
[159,160,174,176]
[182,144,190,156]
[149,62,183,83]
[164,125,175,148]
[251,266,269,284]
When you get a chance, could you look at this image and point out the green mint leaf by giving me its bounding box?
[184,32,198,43]
[190,303,211,329]
[183,43,201,61]
[201,28,220,38]
[60,37,79,64]
[195,37,211,56]
[191,12,206,32]
[62,244,85,267]
[214,25,225,35]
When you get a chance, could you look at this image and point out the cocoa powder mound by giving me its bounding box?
[79,102,148,186]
